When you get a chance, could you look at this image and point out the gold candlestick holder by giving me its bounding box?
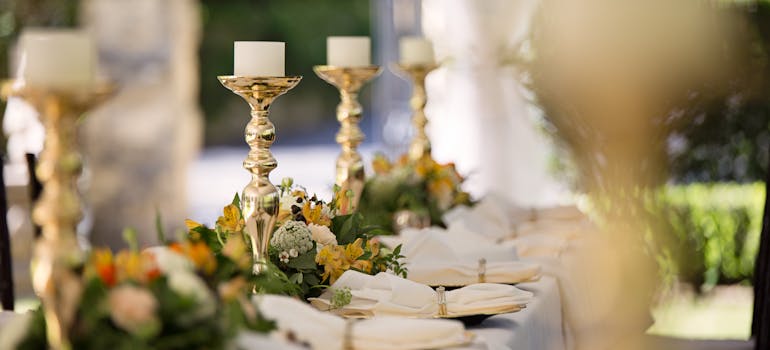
[2,80,110,350]
[217,76,301,275]
[313,65,381,210]
[392,63,439,161]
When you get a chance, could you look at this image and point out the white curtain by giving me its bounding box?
[421,0,567,206]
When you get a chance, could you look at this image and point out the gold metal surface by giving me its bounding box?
[2,80,111,350]
[313,65,381,210]
[217,76,301,275]
[392,209,431,234]
[392,63,439,161]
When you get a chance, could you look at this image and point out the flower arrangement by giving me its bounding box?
[357,154,472,232]
[185,178,407,299]
[6,230,273,349]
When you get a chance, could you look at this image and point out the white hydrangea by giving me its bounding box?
[270,220,314,257]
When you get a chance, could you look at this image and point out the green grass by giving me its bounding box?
[648,284,753,340]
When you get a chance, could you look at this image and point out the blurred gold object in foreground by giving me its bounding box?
[392,63,438,162]
[314,65,381,211]
[217,76,301,275]
[2,80,111,350]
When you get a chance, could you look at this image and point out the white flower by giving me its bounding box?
[0,312,32,349]
[143,246,193,273]
[270,221,314,256]
[168,271,216,322]
[289,248,298,258]
[279,251,290,263]
[308,223,337,251]
[321,205,336,219]
[108,285,160,338]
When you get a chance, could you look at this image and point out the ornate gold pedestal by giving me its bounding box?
[218,76,301,275]
[314,65,381,210]
[392,63,439,161]
[2,81,110,350]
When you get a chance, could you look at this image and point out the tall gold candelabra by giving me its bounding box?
[313,65,381,210]
[2,81,109,350]
[392,63,439,161]
[217,76,301,275]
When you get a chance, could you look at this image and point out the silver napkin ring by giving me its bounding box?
[436,286,448,317]
[344,319,355,350]
[478,258,487,283]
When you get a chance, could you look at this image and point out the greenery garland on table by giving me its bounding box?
[357,154,472,233]
[185,178,407,299]
[6,230,274,350]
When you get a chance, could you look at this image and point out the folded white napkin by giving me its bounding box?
[513,219,594,240]
[309,271,532,318]
[443,200,511,242]
[502,235,570,259]
[255,294,470,350]
[396,227,540,286]
[400,227,518,262]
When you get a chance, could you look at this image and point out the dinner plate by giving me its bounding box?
[329,303,526,320]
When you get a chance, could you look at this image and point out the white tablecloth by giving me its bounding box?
[466,276,565,350]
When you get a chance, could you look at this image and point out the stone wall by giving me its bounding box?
[80,0,203,248]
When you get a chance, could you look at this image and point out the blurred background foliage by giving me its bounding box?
[199,0,371,146]
[1,0,770,290]
[527,1,770,290]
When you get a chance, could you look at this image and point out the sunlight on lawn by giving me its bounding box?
[648,285,753,340]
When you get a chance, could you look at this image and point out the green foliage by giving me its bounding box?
[656,183,765,289]
[199,0,371,145]
[375,244,408,278]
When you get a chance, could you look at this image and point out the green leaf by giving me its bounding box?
[231,192,241,209]
[287,251,318,270]
[155,209,166,244]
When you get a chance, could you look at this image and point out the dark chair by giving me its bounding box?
[25,153,42,239]
[752,149,770,349]
[0,154,14,310]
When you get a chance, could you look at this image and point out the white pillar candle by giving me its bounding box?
[399,37,435,65]
[18,29,95,90]
[327,36,371,67]
[234,41,285,76]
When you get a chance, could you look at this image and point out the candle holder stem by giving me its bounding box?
[2,82,110,350]
[393,64,438,161]
[314,66,381,210]
[218,76,301,275]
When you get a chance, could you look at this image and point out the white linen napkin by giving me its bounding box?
[255,294,470,350]
[513,219,595,240]
[309,271,532,318]
[400,227,518,262]
[502,235,570,259]
[398,227,540,286]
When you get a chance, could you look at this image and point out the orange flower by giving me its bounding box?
[92,249,117,287]
[170,242,217,275]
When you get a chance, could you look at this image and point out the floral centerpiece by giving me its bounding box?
[4,231,273,349]
[357,154,472,233]
[185,178,407,299]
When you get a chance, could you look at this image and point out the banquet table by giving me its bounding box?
[0,278,566,350]
[458,276,566,350]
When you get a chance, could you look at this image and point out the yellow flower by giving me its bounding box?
[316,245,349,284]
[115,251,146,283]
[303,201,331,227]
[372,154,392,175]
[216,204,244,233]
[344,238,365,261]
[185,219,202,230]
[170,242,217,275]
[316,238,380,283]
[222,235,251,270]
[414,156,438,178]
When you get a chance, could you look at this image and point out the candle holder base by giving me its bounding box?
[314,65,381,210]
[218,75,301,276]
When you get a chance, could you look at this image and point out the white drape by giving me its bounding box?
[421,0,568,206]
